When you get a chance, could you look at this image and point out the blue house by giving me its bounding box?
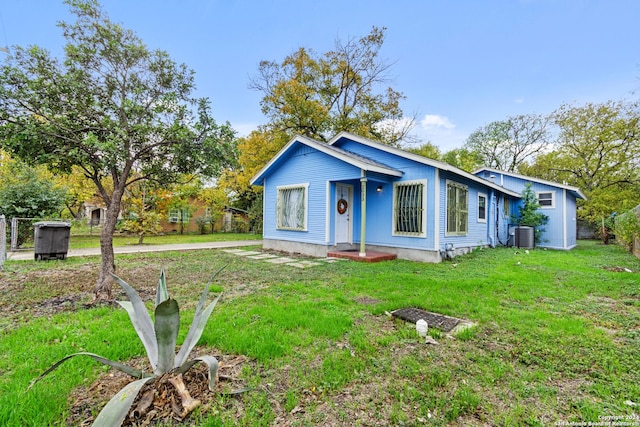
[250,132,586,262]
[473,167,586,250]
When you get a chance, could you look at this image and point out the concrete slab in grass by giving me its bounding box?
[288,260,322,268]
[265,257,296,264]
[222,249,249,254]
[248,254,279,260]
[233,251,263,257]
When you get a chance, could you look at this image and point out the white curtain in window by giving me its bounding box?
[278,187,305,230]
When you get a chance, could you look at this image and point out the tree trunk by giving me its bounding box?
[94,195,122,299]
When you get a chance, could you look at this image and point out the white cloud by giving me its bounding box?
[514,98,524,104]
[374,117,415,135]
[419,114,455,131]
[407,114,467,151]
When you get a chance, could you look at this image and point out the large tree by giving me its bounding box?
[0,0,236,298]
[441,147,483,172]
[250,26,411,145]
[227,27,410,213]
[407,141,442,160]
[464,114,551,172]
[520,100,640,224]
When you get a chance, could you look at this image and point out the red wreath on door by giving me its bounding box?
[337,198,348,214]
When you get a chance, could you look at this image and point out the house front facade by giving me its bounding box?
[250,132,585,262]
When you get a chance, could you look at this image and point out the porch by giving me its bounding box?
[327,249,397,263]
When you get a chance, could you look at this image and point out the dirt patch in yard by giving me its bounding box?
[0,259,263,331]
[66,351,252,426]
[603,266,634,273]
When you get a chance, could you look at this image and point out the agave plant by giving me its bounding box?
[29,267,225,426]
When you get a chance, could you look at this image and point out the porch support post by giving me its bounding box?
[359,176,367,257]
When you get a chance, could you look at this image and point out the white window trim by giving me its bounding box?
[168,208,190,224]
[445,180,469,237]
[536,191,555,209]
[276,183,309,231]
[392,179,427,238]
[477,192,487,223]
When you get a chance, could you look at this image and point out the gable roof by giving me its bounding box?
[472,167,587,200]
[250,134,403,186]
[328,132,521,198]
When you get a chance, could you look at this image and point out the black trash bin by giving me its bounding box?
[33,222,71,261]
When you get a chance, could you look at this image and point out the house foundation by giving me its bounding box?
[262,239,443,263]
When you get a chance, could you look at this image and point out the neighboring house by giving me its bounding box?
[83,203,108,225]
[83,196,250,234]
[472,168,586,250]
[250,132,586,262]
[161,201,250,234]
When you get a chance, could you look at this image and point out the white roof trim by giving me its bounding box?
[472,167,587,200]
[329,132,521,198]
[250,134,402,186]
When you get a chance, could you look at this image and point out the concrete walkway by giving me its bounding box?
[220,248,345,269]
[5,240,263,261]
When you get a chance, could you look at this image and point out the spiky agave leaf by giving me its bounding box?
[154,298,179,373]
[175,356,219,391]
[174,266,225,368]
[155,268,169,308]
[91,376,155,427]
[111,273,159,373]
[28,352,149,391]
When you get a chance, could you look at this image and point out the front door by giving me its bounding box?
[335,183,352,243]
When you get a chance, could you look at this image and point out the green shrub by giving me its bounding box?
[513,183,548,244]
[614,209,640,251]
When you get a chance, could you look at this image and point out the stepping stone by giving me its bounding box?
[322,258,346,263]
[287,262,308,268]
[265,257,296,264]
[248,254,279,260]
[234,251,263,257]
[288,260,321,268]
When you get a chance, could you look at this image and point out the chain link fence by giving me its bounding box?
[9,217,76,251]
[10,217,37,251]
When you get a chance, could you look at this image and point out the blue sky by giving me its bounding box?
[1,1,638,151]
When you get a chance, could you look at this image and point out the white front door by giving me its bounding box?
[335,183,352,243]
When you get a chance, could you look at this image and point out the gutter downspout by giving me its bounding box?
[563,189,567,249]
[360,173,367,257]
[488,189,495,247]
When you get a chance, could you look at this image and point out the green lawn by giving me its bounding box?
[0,241,638,426]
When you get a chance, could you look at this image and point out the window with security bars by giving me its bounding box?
[446,181,468,236]
[393,181,426,236]
[277,184,307,231]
